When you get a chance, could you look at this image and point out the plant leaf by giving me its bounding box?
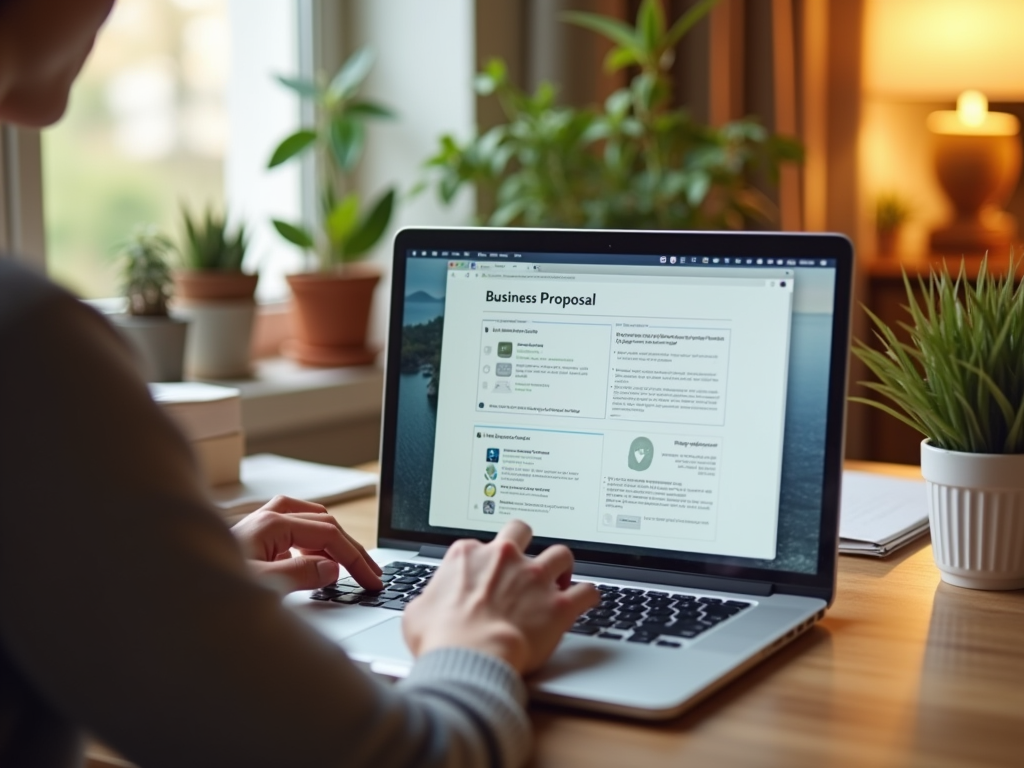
[665,0,720,49]
[345,100,395,120]
[275,75,320,99]
[331,119,365,172]
[272,219,314,249]
[343,189,395,259]
[268,130,317,168]
[562,11,639,51]
[327,194,360,246]
[329,47,375,101]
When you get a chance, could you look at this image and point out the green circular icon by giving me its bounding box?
[628,437,654,471]
[484,483,497,497]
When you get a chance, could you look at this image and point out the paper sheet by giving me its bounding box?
[210,453,377,515]
[839,470,930,556]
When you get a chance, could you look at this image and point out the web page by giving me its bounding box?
[427,261,795,560]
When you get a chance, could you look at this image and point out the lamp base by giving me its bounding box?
[930,208,1017,256]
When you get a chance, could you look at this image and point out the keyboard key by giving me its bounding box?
[359,599,384,607]
[309,593,332,601]
[596,585,620,592]
[698,597,722,605]
[620,588,644,595]
[393,576,420,585]
[656,640,682,648]
[330,594,363,605]
[585,619,614,628]
[380,600,406,611]
[627,634,655,644]
[381,564,403,575]
[569,625,600,635]
[597,632,624,640]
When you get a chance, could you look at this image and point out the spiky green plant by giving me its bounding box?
[852,257,1024,453]
[179,205,248,272]
[120,228,175,317]
[876,193,911,233]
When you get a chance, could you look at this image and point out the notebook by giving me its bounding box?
[285,227,853,719]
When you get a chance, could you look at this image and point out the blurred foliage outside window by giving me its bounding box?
[43,0,228,298]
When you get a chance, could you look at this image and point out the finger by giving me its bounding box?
[258,495,330,516]
[560,582,601,620]
[283,518,383,591]
[532,544,575,585]
[275,512,382,576]
[250,556,339,592]
[492,519,532,552]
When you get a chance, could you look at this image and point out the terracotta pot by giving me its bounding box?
[284,267,380,367]
[173,270,258,302]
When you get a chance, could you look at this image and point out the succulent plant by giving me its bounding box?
[120,228,175,317]
[179,205,248,272]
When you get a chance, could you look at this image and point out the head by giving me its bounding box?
[0,0,116,126]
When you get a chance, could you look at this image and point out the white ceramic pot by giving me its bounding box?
[920,440,1024,590]
[174,300,255,379]
[110,314,189,382]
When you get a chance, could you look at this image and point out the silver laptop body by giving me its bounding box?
[285,227,853,719]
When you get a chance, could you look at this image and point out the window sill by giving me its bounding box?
[204,357,383,441]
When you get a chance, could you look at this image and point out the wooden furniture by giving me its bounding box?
[88,461,1024,768]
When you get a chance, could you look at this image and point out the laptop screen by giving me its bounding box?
[381,229,851,592]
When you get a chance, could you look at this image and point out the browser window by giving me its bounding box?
[427,258,795,560]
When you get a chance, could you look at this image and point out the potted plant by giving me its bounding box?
[110,228,189,382]
[423,0,801,229]
[852,257,1024,590]
[268,47,396,367]
[875,193,911,258]
[173,205,257,379]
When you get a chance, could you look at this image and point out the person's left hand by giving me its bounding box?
[231,495,383,593]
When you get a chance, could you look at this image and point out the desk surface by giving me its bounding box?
[88,462,1024,768]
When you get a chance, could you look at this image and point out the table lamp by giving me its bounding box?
[926,90,1021,255]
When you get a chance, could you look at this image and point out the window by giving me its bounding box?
[42,0,304,301]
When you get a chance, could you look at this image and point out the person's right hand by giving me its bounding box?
[402,520,599,675]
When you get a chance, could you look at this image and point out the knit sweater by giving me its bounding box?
[0,260,530,768]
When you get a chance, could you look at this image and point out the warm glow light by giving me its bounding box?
[957,90,988,127]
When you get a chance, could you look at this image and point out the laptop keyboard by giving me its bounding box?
[309,561,753,648]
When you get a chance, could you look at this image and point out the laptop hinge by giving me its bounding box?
[417,546,773,596]
[569,561,774,596]
[418,545,449,559]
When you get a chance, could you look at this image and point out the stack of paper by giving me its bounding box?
[209,453,378,516]
[839,470,930,557]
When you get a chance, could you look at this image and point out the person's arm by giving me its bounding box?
[0,274,594,768]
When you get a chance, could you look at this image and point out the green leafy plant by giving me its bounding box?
[423,0,802,229]
[179,205,248,272]
[268,48,396,271]
[876,193,911,233]
[852,257,1024,453]
[120,227,175,316]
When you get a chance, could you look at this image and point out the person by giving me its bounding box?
[0,2,599,766]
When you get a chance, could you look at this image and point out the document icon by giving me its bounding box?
[497,342,513,358]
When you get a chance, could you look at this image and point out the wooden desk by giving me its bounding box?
[88,462,1024,768]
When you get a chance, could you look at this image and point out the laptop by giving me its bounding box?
[285,227,853,719]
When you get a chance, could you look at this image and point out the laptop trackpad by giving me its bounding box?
[342,617,415,677]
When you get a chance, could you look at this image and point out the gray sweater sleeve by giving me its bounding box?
[0,265,531,768]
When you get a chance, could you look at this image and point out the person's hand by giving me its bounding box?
[402,520,599,675]
[231,495,383,593]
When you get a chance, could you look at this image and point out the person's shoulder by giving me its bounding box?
[0,259,78,328]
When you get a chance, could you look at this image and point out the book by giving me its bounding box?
[192,431,244,487]
[149,382,242,442]
[209,453,378,516]
[839,470,930,557]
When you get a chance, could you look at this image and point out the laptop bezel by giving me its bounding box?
[378,227,852,603]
